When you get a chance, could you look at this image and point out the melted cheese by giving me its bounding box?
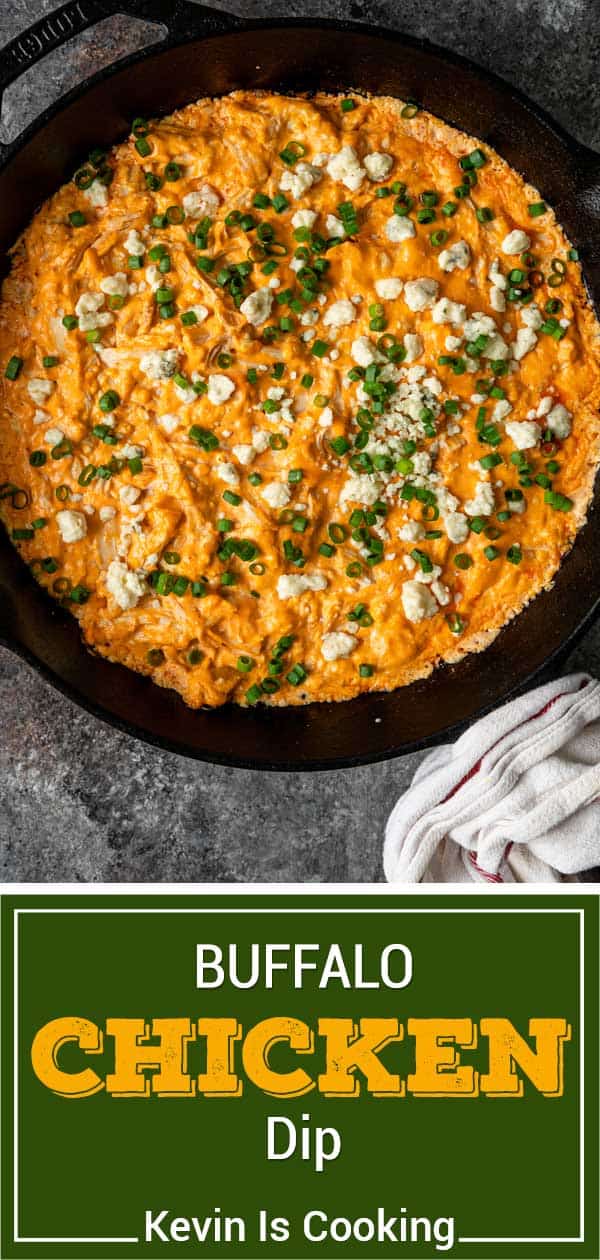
[1,91,599,708]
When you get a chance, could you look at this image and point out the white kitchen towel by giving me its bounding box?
[384,673,600,883]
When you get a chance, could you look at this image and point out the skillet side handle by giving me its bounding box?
[0,0,240,108]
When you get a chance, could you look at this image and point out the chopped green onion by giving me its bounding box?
[5,356,23,380]
[99,389,120,412]
[189,425,219,450]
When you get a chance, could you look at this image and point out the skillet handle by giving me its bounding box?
[0,0,240,107]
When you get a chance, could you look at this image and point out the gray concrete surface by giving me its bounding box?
[1,0,599,883]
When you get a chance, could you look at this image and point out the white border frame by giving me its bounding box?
[5,890,588,1252]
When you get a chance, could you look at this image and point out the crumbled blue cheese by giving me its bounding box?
[404,278,439,311]
[232,443,255,465]
[105,560,146,610]
[385,215,416,243]
[363,151,394,181]
[157,412,181,434]
[339,472,384,507]
[501,229,531,254]
[280,161,322,198]
[401,580,438,622]
[124,228,145,256]
[182,185,220,218]
[512,328,538,361]
[27,378,54,405]
[185,303,209,323]
[44,426,64,446]
[505,419,541,449]
[215,460,240,486]
[438,240,470,272]
[323,298,356,328]
[262,481,291,509]
[403,333,423,362]
[56,509,87,543]
[277,572,327,598]
[492,399,512,422]
[444,511,469,543]
[375,277,403,299]
[432,297,466,326]
[291,208,317,229]
[84,180,108,208]
[99,272,129,298]
[464,480,495,516]
[207,373,236,404]
[326,146,365,191]
[546,403,572,438]
[74,291,113,331]
[240,287,274,326]
[140,349,178,380]
[351,335,379,367]
[398,520,425,542]
[326,213,345,236]
[321,630,357,660]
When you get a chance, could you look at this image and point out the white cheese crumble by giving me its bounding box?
[99,272,129,298]
[512,327,538,361]
[105,560,145,610]
[492,399,512,422]
[279,161,321,198]
[326,146,365,191]
[262,481,291,510]
[385,215,416,243]
[464,481,495,516]
[363,151,394,181]
[546,403,572,438]
[182,185,220,218]
[325,213,345,237]
[501,229,531,255]
[401,580,438,623]
[490,286,506,313]
[207,373,236,405]
[505,419,541,449]
[351,335,378,367]
[84,180,108,208]
[124,229,145,256]
[438,240,471,272]
[240,287,274,326]
[398,520,425,542]
[74,291,113,331]
[404,278,439,311]
[432,297,466,326]
[323,298,356,328]
[27,378,54,405]
[140,349,178,380]
[444,512,469,544]
[403,333,423,363]
[291,209,317,229]
[157,412,180,434]
[277,572,327,599]
[56,509,87,543]
[44,427,64,446]
[215,461,239,486]
[232,443,255,465]
[119,484,141,506]
[321,631,357,661]
[375,277,403,300]
[185,304,209,323]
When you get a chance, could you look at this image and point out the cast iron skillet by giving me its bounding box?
[1,0,600,770]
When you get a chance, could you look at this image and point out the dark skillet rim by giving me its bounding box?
[3,591,598,772]
[1,14,599,769]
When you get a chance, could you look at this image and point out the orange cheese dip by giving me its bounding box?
[1,91,599,708]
